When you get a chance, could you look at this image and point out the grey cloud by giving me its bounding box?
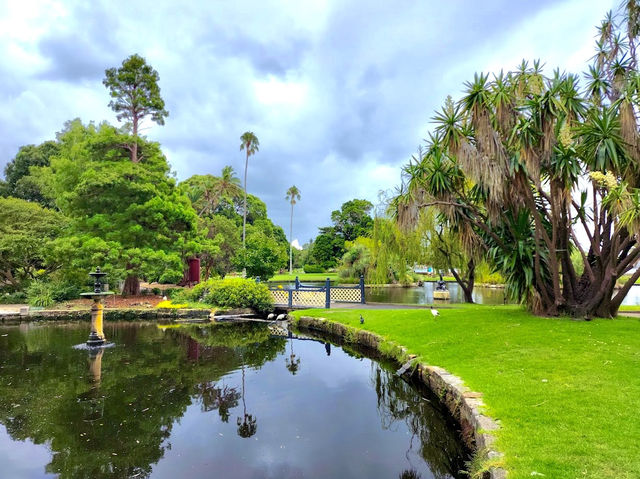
[0,0,617,242]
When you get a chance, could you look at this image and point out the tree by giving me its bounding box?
[179,167,242,217]
[239,132,259,249]
[400,11,640,317]
[214,166,243,203]
[2,141,60,206]
[235,229,287,279]
[36,120,197,295]
[0,197,65,291]
[393,149,478,301]
[331,199,374,241]
[285,185,301,273]
[103,54,169,163]
[200,215,241,279]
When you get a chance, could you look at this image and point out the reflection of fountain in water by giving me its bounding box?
[77,347,106,423]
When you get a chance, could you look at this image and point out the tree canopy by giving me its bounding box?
[396,10,640,317]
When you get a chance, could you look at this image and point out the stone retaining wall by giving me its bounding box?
[0,308,212,323]
[295,315,507,479]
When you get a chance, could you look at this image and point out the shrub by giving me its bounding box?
[303,264,324,274]
[50,280,83,302]
[0,291,28,304]
[159,270,183,284]
[156,300,188,309]
[203,278,273,313]
[26,281,55,308]
[151,287,162,295]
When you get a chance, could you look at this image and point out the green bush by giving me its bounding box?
[50,280,83,302]
[202,278,273,313]
[303,264,325,274]
[0,291,28,304]
[26,281,55,308]
[159,270,183,284]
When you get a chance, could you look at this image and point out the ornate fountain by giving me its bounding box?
[80,267,115,347]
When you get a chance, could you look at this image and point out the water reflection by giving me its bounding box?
[0,322,467,479]
[367,282,509,305]
[285,333,301,375]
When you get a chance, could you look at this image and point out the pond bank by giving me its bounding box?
[293,314,506,479]
[292,305,640,478]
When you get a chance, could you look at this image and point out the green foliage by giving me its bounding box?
[303,264,325,273]
[2,141,59,206]
[26,280,55,307]
[0,197,66,291]
[103,54,168,133]
[0,291,28,304]
[338,237,372,279]
[199,278,273,313]
[330,199,374,241]
[310,227,345,269]
[199,215,240,278]
[36,120,198,293]
[236,229,287,280]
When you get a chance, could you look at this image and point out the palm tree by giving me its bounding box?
[285,185,301,273]
[214,165,242,203]
[239,132,260,250]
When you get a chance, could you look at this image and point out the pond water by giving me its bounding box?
[366,282,640,306]
[0,321,468,479]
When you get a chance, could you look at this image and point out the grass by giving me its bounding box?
[291,305,640,479]
[270,272,339,282]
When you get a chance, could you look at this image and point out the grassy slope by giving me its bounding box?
[292,305,640,479]
[270,272,339,281]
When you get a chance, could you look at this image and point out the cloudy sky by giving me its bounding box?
[0,0,618,244]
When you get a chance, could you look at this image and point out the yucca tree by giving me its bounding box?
[399,10,640,317]
[285,185,301,273]
[240,132,259,249]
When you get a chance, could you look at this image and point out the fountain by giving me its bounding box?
[80,267,115,347]
[433,272,451,300]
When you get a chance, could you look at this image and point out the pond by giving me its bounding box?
[0,321,468,479]
[366,282,640,306]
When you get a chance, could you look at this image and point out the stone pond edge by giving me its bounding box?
[293,315,507,479]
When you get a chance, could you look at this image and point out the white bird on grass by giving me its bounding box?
[430,307,439,318]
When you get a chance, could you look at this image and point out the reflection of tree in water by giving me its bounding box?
[194,381,241,423]
[0,322,285,478]
[372,364,468,479]
[285,336,301,375]
[236,363,257,438]
[399,469,421,479]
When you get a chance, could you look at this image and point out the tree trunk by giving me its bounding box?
[122,275,140,296]
[449,258,475,303]
[131,115,139,163]
[242,149,249,249]
[289,202,294,274]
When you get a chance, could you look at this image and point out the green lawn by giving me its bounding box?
[270,272,339,282]
[292,305,640,479]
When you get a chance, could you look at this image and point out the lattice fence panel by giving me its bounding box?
[292,290,326,308]
[270,290,289,305]
[330,288,362,303]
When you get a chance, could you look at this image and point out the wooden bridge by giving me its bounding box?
[266,276,366,309]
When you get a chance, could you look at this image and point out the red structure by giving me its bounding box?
[187,257,200,285]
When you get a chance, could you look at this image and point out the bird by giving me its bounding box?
[276,314,286,321]
[267,313,275,320]
[162,295,168,301]
[360,314,365,324]
[430,307,439,317]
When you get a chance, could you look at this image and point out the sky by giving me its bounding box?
[0,0,619,245]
